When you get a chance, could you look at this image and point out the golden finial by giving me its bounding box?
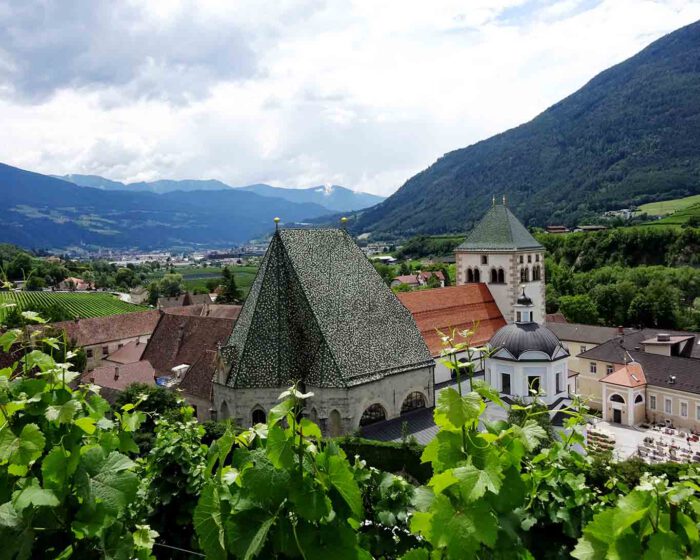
[274,217,280,230]
[340,216,348,227]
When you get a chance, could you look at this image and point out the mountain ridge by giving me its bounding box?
[350,19,700,237]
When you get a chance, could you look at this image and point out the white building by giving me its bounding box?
[485,290,569,406]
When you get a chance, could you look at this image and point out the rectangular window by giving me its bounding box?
[527,255,532,263]
[86,349,93,358]
[589,362,597,374]
[501,373,511,394]
[696,404,700,420]
[665,399,672,414]
[118,343,124,349]
[681,402,688,418]
[556,372,562,393]
[516,311,522,322]
[536,254,540,262]
[606,365,614,375]
[519,255,524,264]
[481,255,488,265]
[580,345,587,353]
[102,345,109,356]
[528,376,541,395]
[650,395,656,410]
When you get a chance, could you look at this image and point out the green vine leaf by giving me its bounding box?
[266,425,295,469]
[0,423,45,471]
[434,388,483,430]
[194,483,227,560]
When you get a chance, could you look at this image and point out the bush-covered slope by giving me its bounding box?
[353,20,700,236]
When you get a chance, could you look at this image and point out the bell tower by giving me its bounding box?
[454,200,545,323]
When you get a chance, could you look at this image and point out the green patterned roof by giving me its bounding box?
[456,205,543,252]
[221,228,433,389]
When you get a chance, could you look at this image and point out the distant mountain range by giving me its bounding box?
[3,163,335,250]
[59,174,384,212]
[349,19,700,237]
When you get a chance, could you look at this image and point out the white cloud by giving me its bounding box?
[0,0,699,195]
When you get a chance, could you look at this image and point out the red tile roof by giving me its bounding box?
[545,312,568,324]
[105,340,147,364]
[601,361,646,388]
[52,310,162,347]
[164,304,242,319]
[82,360,156,391]
[393,274,420,286]
[397,283,506,356]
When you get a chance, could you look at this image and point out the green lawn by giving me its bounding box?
[637,195,700,216]
[0,291,146,322]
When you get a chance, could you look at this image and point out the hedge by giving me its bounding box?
[337,436,431,483]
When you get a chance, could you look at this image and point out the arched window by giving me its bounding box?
[401,392,426,414]
[252,408,266,425]
[610,393,625,404]
[309,407,318,423]
[634,394,644,404]
[532,265,541,281]
[360,404,387,426]
[219,401,230,420]
[474,269,480,282]
[490,268,498,283]
[467,269,474,283]
[520,267,529,283]
[329,410,342,437]
[497,268,505,284]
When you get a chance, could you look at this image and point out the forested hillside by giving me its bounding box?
[352,20,700,236]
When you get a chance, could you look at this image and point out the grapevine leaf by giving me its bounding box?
[400,549,430,560]
[326,455,363,519]
[453,458,502,502]
[613,491,651,534]
[74,417,96,434]
[0,502,20,528]
[514,420,548,451]
[227,513,276,560]
[299,418,322,440]
[45,400,81,424]
[642,532,681,559]
[133,525,159,549]
[428,470,458,495]
[14,481,60,511]
[472,380,504,407]
[42,446,71,493]
[290,477,332,521]
[76,448,137,517]
[266,425,295,469]
[194,483,226,560]
[421,430,466,470]
[0,423,45,468]
[429,494,497,556]
[434,388,483,429]
[267,399,294,428]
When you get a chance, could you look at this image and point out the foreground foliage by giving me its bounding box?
[2,314,700,558]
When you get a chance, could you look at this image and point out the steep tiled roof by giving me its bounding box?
[52,310,161,347]
[631,351,700,395]
[601,362,647,388]
[105,340,147,364]
[546,322,619,345]
[164,304,242,319]
[545,312,568,324]
[397,284,506,356]
[158,293,213,308]
[142,313,235,377]
[179,349,219,400]
[222,228,433,389]
[82,360,156,391]
[456,204,543,252]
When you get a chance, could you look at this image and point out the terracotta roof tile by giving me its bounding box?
[601,361,647,388]
[179,349,219,400]
[105,340,147,364]
[52,310,161,347]
[397,284,506,356]
[82,360,156,391]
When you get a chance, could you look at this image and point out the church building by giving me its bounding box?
[455,200,545,324]
[212,227,435,436]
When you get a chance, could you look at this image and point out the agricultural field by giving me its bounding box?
[0,291,146,322]
[149,265,259,299]
[647,202,700,227]
[636,194,700,216]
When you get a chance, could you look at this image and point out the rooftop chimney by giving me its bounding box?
[668,375,676,385]
[114,366,120,381]
[658,333,671,342]
[617,326,624,335]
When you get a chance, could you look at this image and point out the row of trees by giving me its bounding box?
[1,316,698,558]
[146,267,243,306]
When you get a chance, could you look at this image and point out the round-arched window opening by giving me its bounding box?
[634,394,644,404]
[490,268,498,283]
[360,404,387,427]
[497,268,505,283]
[252,408,266,425]
[329,409,342,437]
[467,269,474,283]
[401,392,426,414]
[219,400,230,420]
[474,269,481,282]
[610,394,625,404]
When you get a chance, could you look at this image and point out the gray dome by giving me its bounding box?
[489,322,568,361]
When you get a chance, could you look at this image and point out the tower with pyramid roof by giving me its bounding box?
[455,200,545,323]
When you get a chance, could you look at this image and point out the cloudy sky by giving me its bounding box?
[1,0,699,196]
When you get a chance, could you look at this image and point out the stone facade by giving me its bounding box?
[213,365,434,435]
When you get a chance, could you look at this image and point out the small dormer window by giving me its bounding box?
[481,255,488,265]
